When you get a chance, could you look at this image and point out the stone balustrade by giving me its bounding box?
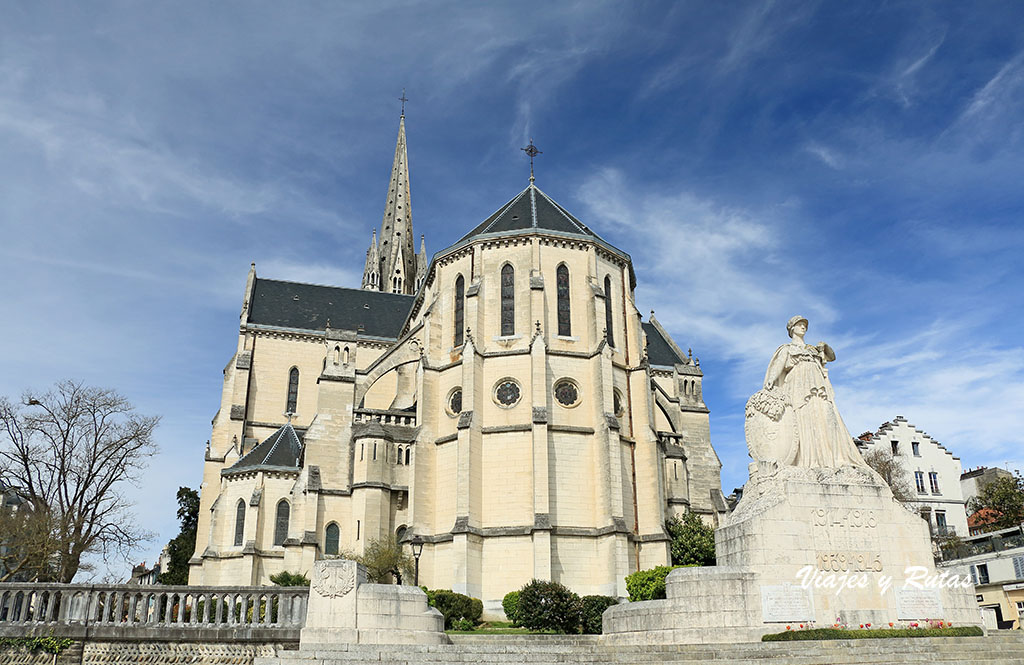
[353,408,416,427]
[0,583,307,642]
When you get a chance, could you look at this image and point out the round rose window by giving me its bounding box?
[494,379,521,408]
[448,388,463,416]
[554,379,580,408]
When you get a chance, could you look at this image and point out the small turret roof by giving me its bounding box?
[225,422,303,475]
[456,184,603,244]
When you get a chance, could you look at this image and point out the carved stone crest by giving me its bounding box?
[312,560,356,598]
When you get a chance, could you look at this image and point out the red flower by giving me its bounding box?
[888,623,893,627]
[786,626,791,630]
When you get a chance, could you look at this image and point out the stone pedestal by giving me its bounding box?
[603,463,982,644]
[299,559,447,647]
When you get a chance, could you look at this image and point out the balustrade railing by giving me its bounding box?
[0,583,307,639]
[354,408,416,427]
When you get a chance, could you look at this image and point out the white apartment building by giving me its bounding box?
[856,416,968,538]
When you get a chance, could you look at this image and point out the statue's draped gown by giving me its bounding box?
[764,342,864,467]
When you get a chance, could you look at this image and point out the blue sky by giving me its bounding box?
[2,2,1023,579]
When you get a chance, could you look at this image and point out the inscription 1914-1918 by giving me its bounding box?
[812,508,877,529]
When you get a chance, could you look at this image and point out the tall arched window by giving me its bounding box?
[324,523,340,556]
[286,367,299,414]
[604,275,614,348]
[405,448,411,465]
[454,275,465,347]
[274,500,290,546]
[234,499,245,547]
[556,264,571,336]
[501,264,515,336]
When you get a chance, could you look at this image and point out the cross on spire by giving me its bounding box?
[521,138,541,183]
[399,89,408,117]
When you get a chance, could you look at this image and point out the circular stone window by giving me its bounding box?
[447,388,463,417]
[613,389,624,417]
[494,379,522,408]
[554,379,581,408]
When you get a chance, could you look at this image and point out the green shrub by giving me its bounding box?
[625,565,686,601]
[580,595,619,634]
[450,617,476,631]
[665,512,716,566]
[763,626,983,641]
[0,637,75,655]
[502,590,521,625]
[269,570,310,586]
[516,579,582,634]
[428,589,474,629]
[467,597,483,624]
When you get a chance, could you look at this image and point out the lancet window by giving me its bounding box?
[501,264,515,336]
[604,275,614,348]
[454,275,465,346]
[556,264,571,336]
[274,500,290,546]
[234,499,245,547]
[286,367,299,414]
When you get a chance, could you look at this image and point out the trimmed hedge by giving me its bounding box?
[502,590,521,625]
[468,597,483,624]
[516,579,582,634]
[625,565,689,601]
[424,589,476,629]
[763,626,983,641]
[580,595,619,634]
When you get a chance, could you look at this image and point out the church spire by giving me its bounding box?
[361,230,379,290]
[372,111,417,294]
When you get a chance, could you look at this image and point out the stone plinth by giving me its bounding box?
[299,559,447,647]
[603,463,982,644]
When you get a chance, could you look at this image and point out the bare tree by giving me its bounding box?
[863,448,916,504]
[0,380,159,582]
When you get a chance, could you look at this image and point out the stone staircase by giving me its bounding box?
[258,632,1024,665]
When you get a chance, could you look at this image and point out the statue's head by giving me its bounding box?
[787,315,808,338]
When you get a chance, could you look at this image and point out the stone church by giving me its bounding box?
[189,113,728,608]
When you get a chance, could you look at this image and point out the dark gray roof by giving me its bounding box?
[457,184,603,244]
[226,423,303,474]
[643,322,686,367]
[249,278,414,338]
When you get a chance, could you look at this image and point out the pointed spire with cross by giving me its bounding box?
[521,138,541,183]
[399,88,408,117]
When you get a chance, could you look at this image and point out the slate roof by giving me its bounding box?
[457,184,604,244]
[643,322,686,367]
[225,423,303,474]
[248,278,414,338]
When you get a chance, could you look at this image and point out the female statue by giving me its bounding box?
[745,316,865,468]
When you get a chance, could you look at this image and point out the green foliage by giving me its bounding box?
[515,579,582,634]
[763,626,983,641]
[344,536,414,583]
[467,597,483,624]
[665,512,716,566]
[0,636,75,654]
[968,474,1024,532]
[580,595,618,634]
[502,590,521,625]
[625,565,687,601]
[450,617,476,631]
[429,589,474,629]
[157,487,199,585]
[270,570,310,586]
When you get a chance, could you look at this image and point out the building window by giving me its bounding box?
[556,264,571,336]
[554,379,580,408]
[604,275,614,348]
[405,448,411,465]
[891,441,899,455]
[396,525,407,542]
[447,388,463,416]
[977,563,990,585]
[912,442,920,456]
[929,471,940,494]
[914,471,925,494]
[501,264,515,336]
[274,500,290,546]
[613,389,624,418]
[494,378,522,408]
[234,499,245,547]
[454,275,465,347]
[935,511,947,532]
[325,523,339,556]
[286,367,299,414]
[970,565,978,585]
[1013,556,1024,580]
[356,520,361,541]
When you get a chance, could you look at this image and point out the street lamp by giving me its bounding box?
[410,536,425,587]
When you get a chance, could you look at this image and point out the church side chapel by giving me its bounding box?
[189,110,728,607]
